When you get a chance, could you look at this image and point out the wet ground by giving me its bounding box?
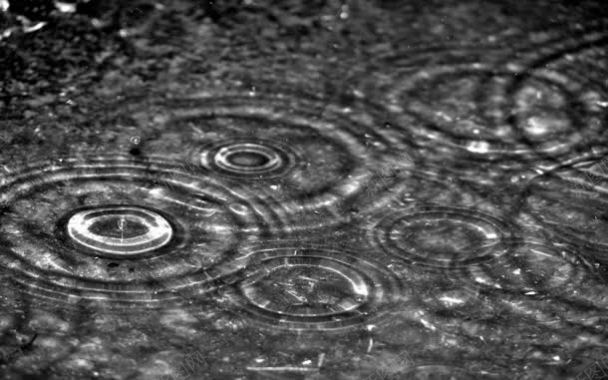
[0,0,608,379]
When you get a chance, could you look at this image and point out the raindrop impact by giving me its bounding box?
[66,205,173,258]
[222,246,405,331]
[372,206,512,269]
[0,155,273,305]
[202,140,296,178]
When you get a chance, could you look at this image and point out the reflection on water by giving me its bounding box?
[0,0,607,379]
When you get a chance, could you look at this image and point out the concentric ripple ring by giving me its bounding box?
[461,240,593,296]
[372,206,512,269]
[222,246,405,331]
[0,155,272,306]
[66,206,173,258]
[201,139,296,179]
[378,30,608,166]
[126,89,418,232]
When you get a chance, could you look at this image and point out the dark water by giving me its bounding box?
[0,0,607,379]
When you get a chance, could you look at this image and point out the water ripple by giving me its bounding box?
[461,240,594,296]
[522,159,608,260]
[376,28,608,169]
[0,155,271,306]
[371,205,513,269]
[219,245,405,331]
[65,205,174,258]
[125,89,417,232]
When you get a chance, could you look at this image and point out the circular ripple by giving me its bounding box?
[66,205,173,258]
[402,365,499,380]
[126,89,417,232]
[200,139,296,179]
[461,240,593,296]
[372,206,512,269]
[522,162,608,257]
[221,246,405,331]
[0,155,270,306]
[377,46,531,160]
[501,31,608,158]
[379,29,608,167]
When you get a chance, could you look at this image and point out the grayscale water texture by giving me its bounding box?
[0,0,607,379]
